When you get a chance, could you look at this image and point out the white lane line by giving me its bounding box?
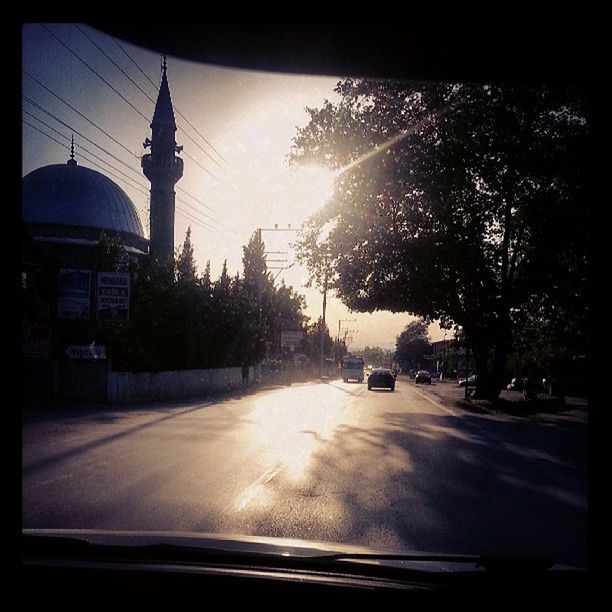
[409,385,456,416]
[234,463,282,511]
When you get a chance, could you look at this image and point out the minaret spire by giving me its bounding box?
[67,135,77,166]
[141,57,183,263]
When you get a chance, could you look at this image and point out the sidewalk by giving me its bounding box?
[407,376,588,421]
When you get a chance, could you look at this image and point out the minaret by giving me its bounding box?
[142,55,183,262]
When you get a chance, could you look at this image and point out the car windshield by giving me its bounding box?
[22,23,589,576]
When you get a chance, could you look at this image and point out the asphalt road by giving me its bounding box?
[22,376,588,567]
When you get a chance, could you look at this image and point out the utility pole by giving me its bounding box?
[463,328,469,400]
[343,328,357,349]
[337,318,356,343]
[319,270,328,378]
[258,226,300,281]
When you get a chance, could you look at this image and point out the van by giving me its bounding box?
[341,355,365,383]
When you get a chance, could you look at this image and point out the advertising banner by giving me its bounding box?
[58,269,91,319]
[97,272,130,321]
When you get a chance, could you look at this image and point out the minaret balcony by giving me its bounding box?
[141,154,184,184]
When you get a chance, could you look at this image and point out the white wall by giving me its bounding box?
[107,366,255,404]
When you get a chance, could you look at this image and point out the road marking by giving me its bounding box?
[325,380,367,396]
[234,463,282,511]
[410,385,456,416]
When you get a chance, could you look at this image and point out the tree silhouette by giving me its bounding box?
[291,79,589,398]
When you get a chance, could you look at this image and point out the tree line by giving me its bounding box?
[23,228,324,372]
[108,229,314,371]
[292,78,590,399]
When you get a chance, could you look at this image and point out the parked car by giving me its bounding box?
[367,368,396,391]
[415,370,432,384]
[506,377,524,391]
[458,375,477,387]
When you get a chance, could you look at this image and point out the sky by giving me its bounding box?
[22,23,445,349]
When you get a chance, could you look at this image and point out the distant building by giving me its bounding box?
[430,339,449,373]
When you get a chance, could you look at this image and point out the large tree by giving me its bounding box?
[242,230,308,364]
[394,319,432,372]
[292,79,589,398]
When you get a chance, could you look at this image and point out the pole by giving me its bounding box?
[464,335,469,400]
[443,330,447,380]
[319,272,328,378]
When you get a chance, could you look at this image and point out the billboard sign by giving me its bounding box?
[58,269,91,319]
[280,330,304,352]
[65,344,107,359]
[97,272,130,321]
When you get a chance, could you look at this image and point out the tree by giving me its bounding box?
[291,79,589,398]
[176,226,197,285]
[300,317,343,363]
[394,319,432,372]
[241,230,309,363]
[242,229,270,295]
[95,230,129,272]
[361,346,385,368]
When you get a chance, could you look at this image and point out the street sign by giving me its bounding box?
[280,330,304,352]
[64,345,107,359]
[58,269,91,319]
[97,272,130,321]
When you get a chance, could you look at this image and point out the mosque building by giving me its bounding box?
[23,56,181,270]
[22,59,183,400]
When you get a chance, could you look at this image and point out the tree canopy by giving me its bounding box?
[394,319,432,372]
[292,78,589,397]
[33,228,311,372]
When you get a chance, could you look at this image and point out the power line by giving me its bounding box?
[23,110,70,147]
[25,30,237,240]
[176,186,223,220]
[40,25,224,216]
[85,23,227,173]
[111,36,157,90]
[182,148,219,182]
[177,125,224,173]
[23,111,145,189]
[75,24,156,105]
[23,120,72,157]
[23,95,224,227]
[24,69,140,160]
[177,115,225,168]
[176,197,218,231]
[23,96,142,179]
[39,23,150,125]
[23,120,218,237]
[110,34,226,166]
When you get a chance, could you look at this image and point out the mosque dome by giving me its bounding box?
[22,160,145,242]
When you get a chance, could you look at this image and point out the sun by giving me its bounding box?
[284,165,337,224]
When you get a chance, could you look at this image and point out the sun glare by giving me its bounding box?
[285,165,337,224]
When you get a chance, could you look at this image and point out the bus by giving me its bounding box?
[341,355,365,383]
